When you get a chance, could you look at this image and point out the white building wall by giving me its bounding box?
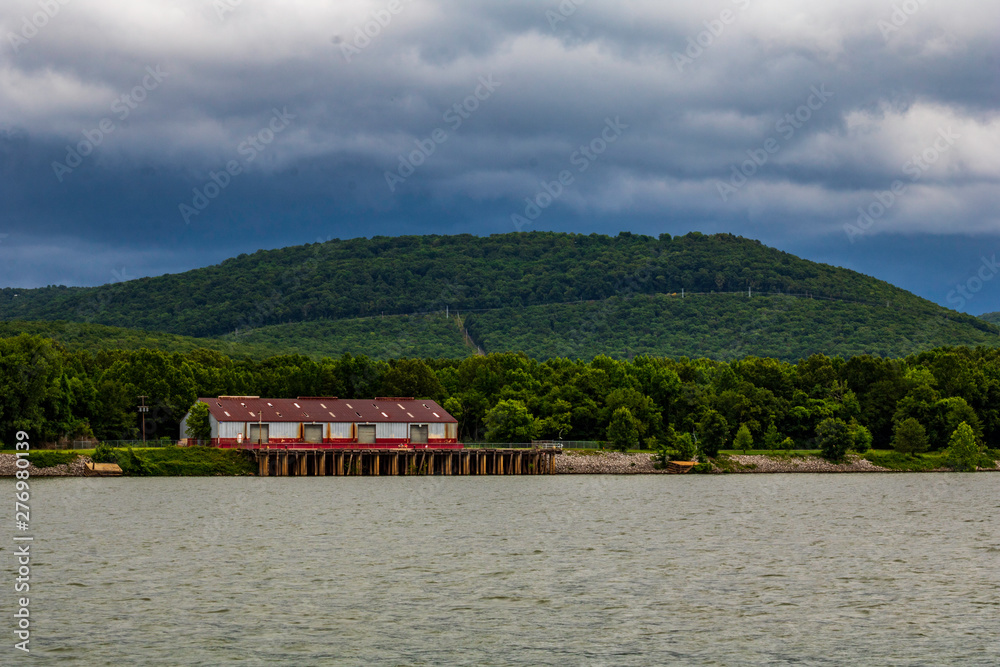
[210,415,220,439]
[268,422,299,439]
[218,421,245,439]
[329,423,352,439]
[427,423,446,439]
[376,422,408,439]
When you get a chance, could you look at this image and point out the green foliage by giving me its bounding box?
[185,401,212,440]
[945,422,982,472]
[893,418,929,456]
[134,447,256,476]
[92,442,118,463]
[117,447,151,475]
[816,417,852,462]
[2,231,996,363]
[673,433,698,461]
[779,437,796,451]
[863,449,949,471]
[6,320,1000,463]
[733,424,753,453]
[696,409,729,458]
[483,399,539,443]
[711,452,758,473]
[380,358,445,400]
[652,432,697,466]
[607,407,641,452]
[762,423,782,450]
[849,420,873,453]
[28,450,81,468]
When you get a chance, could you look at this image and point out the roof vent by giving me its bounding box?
[293,402,301,408]
[433,412,440,418]
[267,402,273,407]
[328,412,336,418]
[381,412,389,418]
[223,411,231,417]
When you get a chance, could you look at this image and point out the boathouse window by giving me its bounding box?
[410,424,428,444]
[249,424,269,444]
[303,424,322,443]
[357,424,376,444]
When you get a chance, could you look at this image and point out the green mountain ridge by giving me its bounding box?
[1,231,996,361]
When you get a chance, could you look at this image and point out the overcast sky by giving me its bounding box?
[1,0,998,313]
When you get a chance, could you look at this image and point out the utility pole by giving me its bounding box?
[137,396,149,445]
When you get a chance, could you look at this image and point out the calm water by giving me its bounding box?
[3,474,998,665]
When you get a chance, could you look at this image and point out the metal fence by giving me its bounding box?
[463,440,604,450]
[61,440,178,450]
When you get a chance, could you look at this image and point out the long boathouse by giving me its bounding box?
[180,396,555,476]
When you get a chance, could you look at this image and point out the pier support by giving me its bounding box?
[251,448,554,477]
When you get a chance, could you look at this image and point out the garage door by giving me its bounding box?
[410,425,428,444]
[304,424,323,444]
[357,424,376,444]
[249,424,269,444]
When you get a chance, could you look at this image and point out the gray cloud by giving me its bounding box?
[0,0,998,310]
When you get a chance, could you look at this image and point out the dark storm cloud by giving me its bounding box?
[0,0,997,310]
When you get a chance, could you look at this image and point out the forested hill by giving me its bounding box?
[0,232,991,340]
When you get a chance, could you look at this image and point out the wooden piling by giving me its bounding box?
[245,448,555,477]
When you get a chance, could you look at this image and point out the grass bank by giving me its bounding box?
[108,446,256,476]
[1,446,255,476]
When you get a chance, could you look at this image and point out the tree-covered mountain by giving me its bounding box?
[1,231,995,361]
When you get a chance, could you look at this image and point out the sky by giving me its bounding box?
[1,0,998,313]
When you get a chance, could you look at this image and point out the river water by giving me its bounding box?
[4,474,999,665]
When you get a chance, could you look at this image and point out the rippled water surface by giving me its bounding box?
[4,474,999,665]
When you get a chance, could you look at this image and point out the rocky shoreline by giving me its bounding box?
[0,454,93,477]
[554,451,998,474]
[722,453,889,473]
[3,451,996,476]
[555,451,668,474]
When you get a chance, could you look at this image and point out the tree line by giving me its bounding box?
[3,334,1000,462]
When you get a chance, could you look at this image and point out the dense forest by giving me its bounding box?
[1,232,992,347]
[3,334,1000,460]
[1,232,998,362]
[0,315,474,361]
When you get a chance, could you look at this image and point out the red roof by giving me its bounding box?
[201,397,456,424]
